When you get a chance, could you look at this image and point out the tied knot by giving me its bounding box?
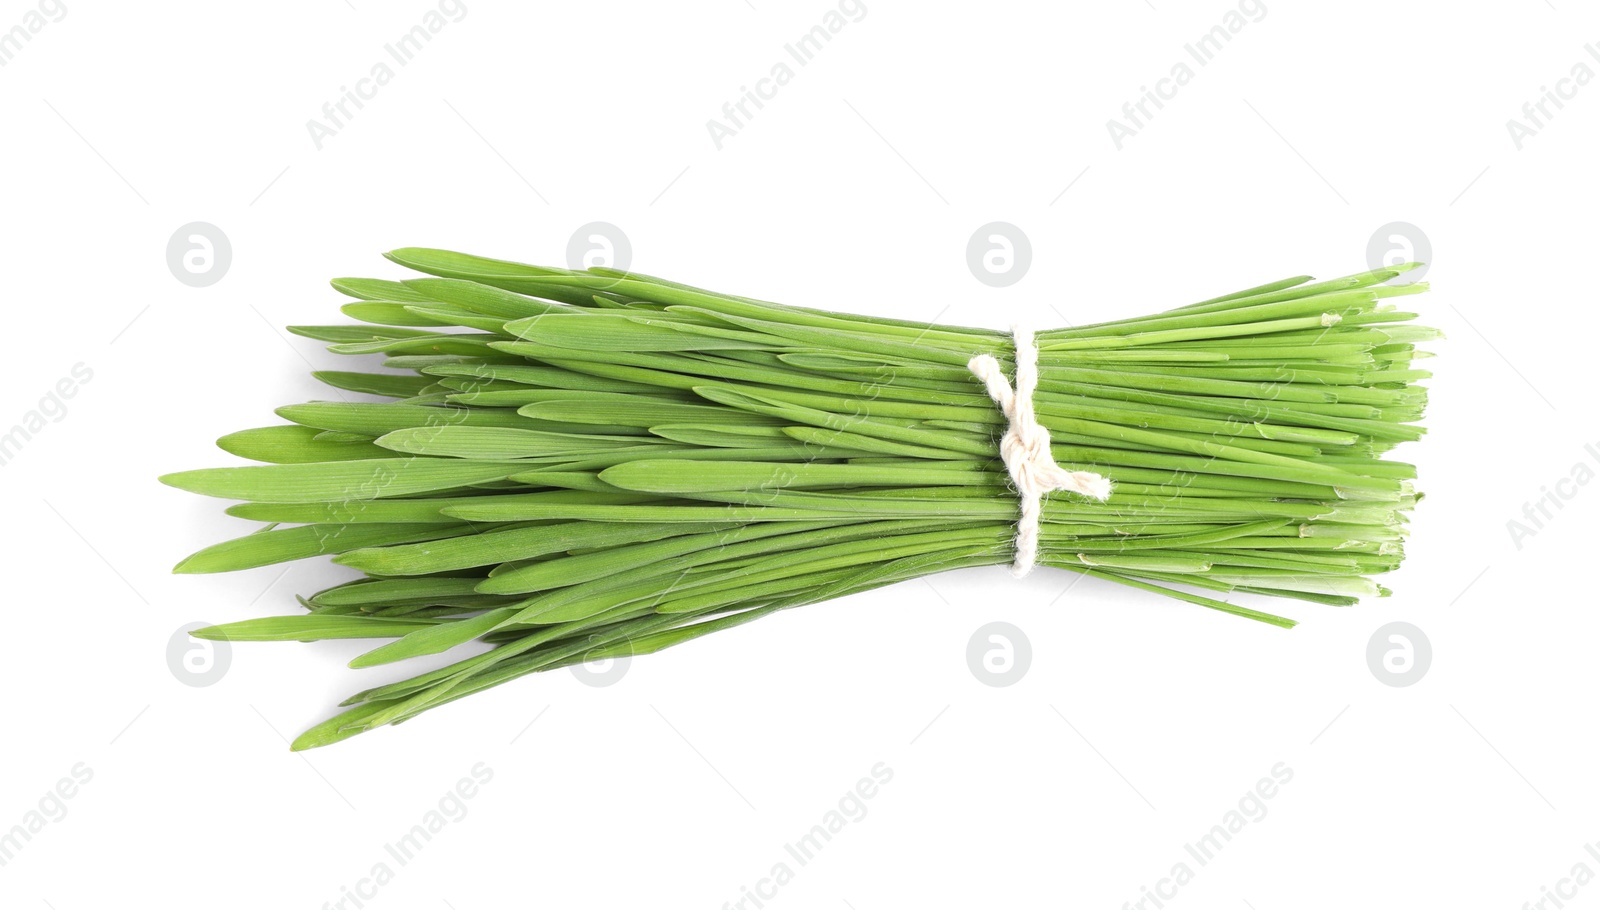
[968,324,1112,578]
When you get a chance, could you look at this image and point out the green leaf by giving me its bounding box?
[313,371,435,398]
[193,615,442,642]
[216,425,394,464]
[160,459,526,503]
[173,522,466,573]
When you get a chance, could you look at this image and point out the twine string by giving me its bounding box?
[967,324,1113,577]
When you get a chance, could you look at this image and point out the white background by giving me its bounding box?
[2,1,1596,908]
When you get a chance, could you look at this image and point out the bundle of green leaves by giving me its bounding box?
[163,249,1434,749]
